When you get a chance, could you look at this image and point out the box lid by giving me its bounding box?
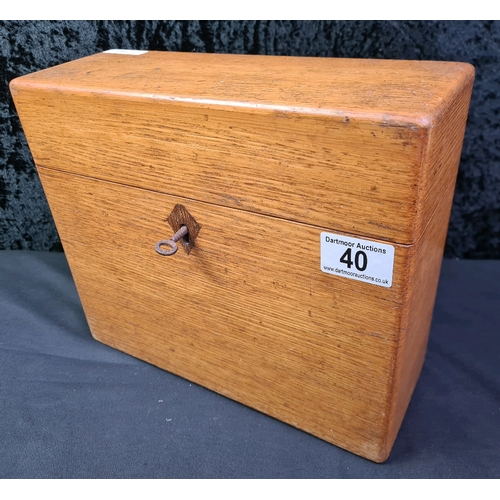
[10,51,474,245]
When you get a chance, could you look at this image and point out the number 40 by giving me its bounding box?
[340,248,368,272]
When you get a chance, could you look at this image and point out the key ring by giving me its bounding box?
[155,226,188,256]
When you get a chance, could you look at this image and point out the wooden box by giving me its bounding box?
[10,50,474,462]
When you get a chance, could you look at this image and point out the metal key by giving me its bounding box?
[155,226,189,256]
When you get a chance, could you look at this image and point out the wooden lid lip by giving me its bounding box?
[9,51,474,247]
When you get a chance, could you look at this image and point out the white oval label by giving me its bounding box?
[104,49,148,56]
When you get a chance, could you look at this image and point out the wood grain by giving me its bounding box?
[11,51,472,121]
[10,51,474,462]
[37,166,409,462]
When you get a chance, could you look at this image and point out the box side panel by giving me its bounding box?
[381,81,473,459]
[12,87,425,244]
[36,166,410,462]
[413,74,474,244]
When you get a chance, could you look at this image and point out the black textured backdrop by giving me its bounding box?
[1,21,499,258]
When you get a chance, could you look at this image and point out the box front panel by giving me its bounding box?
[37,166,410,461]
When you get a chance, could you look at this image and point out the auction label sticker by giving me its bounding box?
[320,232,394,288]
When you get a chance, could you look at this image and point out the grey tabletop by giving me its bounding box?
[1,250,499,478]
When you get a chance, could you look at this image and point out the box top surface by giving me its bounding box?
[12,50,473,126]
